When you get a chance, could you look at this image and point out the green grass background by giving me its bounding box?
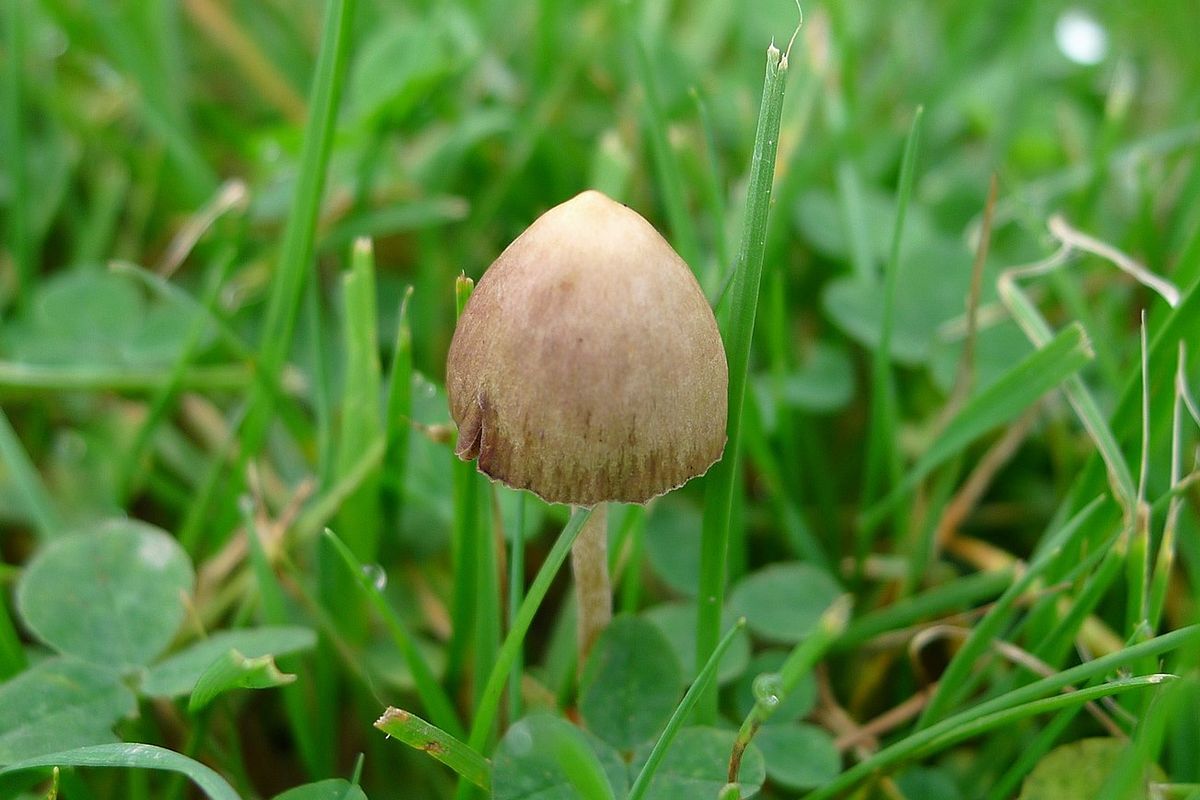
[2,0,1200,798]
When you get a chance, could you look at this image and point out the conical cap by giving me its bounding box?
[446,190,728,506]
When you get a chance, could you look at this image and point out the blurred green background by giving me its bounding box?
[4,0,1198,372]
[2,0,1200,798]
[4,0,1199,555]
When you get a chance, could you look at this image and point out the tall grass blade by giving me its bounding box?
[382,287,415,532]
[447,275,479,695]
[1149,344,1190,628]
[627,619,748,800]
[455,508,593,800]
[507,493,526,721]
[333,238,383,564]
[696,42,789,723]
[324,529,464,739]
[858,105,924,565]
[304,275,335,489]
[247,0,357,451]
[472,483,499,715]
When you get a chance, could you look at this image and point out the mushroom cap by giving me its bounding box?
[446,190,728,506]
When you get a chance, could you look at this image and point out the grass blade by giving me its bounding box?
[1149,343,1190,629]
[382,287,415,533]
[858,105,924,564]
[805,625,1200,798]
[916,496,1105,727]
[445,273,500,719]
[88,5,216,203]
[242,496,325,779]
[447,275,479,695]
[507,493,526,721]
[807,670,1183,799]
[455,508,594,799]
[834,568,1014,652]
[333,238,384,564]
[862,322,1095,531]
[472,482,499,716]
[376,708,490,791]
[0,362,251,392]
[696,41,789,723]
[999,249,1138,512]
[110,261,309,438]
[323,529,464,740]
[246,0,357,451]
[729,597,850,783]
[619,3,702,274]
[627,618,748,800]
[115,251,236,501]
[0,591,27,679]
[811,675,1173,800]
[4,0,33,307]
[304,272,335,489]
[0,744,240,800]
[0,407,62,539]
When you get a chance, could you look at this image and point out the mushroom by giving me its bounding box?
[446,189,727,659]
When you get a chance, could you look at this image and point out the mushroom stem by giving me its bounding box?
[571,502,611,663]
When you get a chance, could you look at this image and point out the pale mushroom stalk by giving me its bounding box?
[447,190,728,668]
[571,503,610,658]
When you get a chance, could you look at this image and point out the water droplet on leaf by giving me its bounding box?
[362,564,388,591]
[752,672,783,708]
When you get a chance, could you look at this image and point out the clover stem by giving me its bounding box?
[571,502,611,664]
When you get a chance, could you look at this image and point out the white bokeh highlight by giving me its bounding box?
[1055,9,1109,65]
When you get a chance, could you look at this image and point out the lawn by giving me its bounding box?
[1,1,1199,799]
